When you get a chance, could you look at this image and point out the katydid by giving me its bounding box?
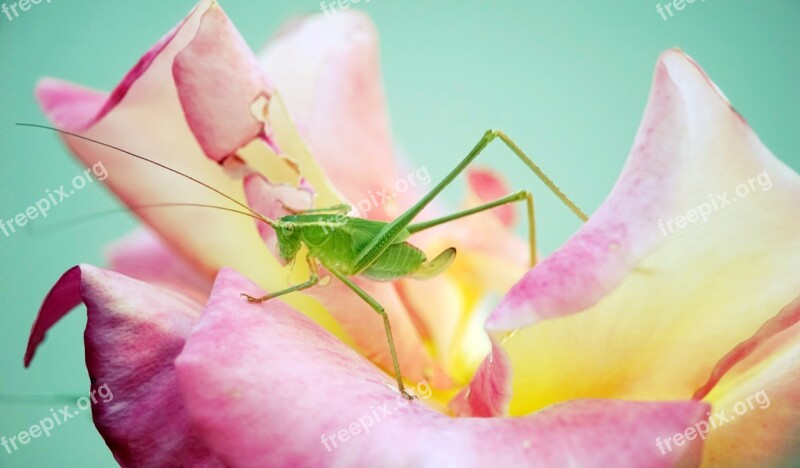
[18,124,588,400]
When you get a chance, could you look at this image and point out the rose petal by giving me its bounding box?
[484,49,800,417]
[34,0,279,285]
[34,2,347,341]
[694,294,800,400]
[243,173,313,258]
[176,268,709,467]
[449,341,512,417]
[33,0,206,133]
[173,3,272,162]
[468,167,516,227]
[25,265,220,467]
[698,296,800,465]
[303,267,454,390]
[261,11,536,391]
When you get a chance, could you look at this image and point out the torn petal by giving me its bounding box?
[173,3,273,162]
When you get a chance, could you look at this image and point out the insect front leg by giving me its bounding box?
[279,202,352,216]
[325,265,414,400]
[241,255,320,303]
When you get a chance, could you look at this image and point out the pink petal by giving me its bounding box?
[425,166,528,267]
[479,49,800,424]
[173,3,273,162]
[25,265,220,467]
[449,341,512,417]
[488,49,800,330]
[694,294,800,400]
[176,269,709,467]
[34,80,109,131]
[105,228,214,304]
[468,167,516,227]
[691,295,800,464]
[302,269,454,389]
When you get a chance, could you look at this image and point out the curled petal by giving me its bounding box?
[173,3,273,162]
[449,341,512,417]
[694,294,800,400]
[484,49,800,418]
[26,265,219,467]
[698,296,800,465]
[34,0,207,133]
[34,0,279,287]
[490,50,800,329]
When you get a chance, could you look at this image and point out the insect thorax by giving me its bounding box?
[275,214,429,279]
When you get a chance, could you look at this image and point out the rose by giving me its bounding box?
[24,1,800,466]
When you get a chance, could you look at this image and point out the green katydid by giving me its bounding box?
[18,124,588,400]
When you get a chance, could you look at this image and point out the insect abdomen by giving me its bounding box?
[360,242,427,282]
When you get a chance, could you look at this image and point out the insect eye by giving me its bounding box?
[282,222,296,235]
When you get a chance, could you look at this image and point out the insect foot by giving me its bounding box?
[240,293,268,304]
[401,389,417,401]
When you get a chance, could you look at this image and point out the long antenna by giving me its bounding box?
[0,393,82,405]
[25,202,270,236]
[16,123,278,228]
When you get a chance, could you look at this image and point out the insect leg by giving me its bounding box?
[352,130,585,273]
[493,131,587,222]
[280,202,352,215]
[241,255,320,303]
[326,265,414,400]
[406,190,538,266]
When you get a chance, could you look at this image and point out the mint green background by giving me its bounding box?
[0,1,797,466]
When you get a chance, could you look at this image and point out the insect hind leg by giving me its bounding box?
[351,129,586,274]
[326,265,414,400]
[406,189,539,267]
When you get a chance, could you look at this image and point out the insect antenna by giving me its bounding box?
[16,123,278,228]
[24,202,272,237]
[0,393,83,405]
